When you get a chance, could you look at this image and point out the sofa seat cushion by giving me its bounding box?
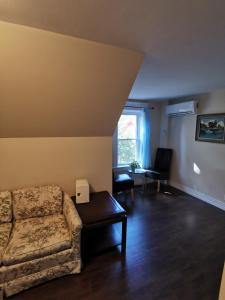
[0,191,12,223]
[3,214,71,266]
[0,223,12,265]
[12,185,62,220]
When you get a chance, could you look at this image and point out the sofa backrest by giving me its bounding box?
[0,191,12,223]
[12,185,63,220]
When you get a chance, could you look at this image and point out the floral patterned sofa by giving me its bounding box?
[0,185,82,299]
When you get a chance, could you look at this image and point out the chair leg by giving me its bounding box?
[130,188,134,201]
[157,180,160,192]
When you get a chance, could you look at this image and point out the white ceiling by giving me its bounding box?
[1,0,225,100]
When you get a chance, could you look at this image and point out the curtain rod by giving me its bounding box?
[125,105,155,110]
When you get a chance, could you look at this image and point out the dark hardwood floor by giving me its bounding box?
[12,186,225,300]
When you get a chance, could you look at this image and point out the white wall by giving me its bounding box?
[149,102,162,164]
[165,89,225,208]
[0,137,112,195]
[159,100,169,148]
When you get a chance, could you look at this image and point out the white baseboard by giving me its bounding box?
[170,181,225,212]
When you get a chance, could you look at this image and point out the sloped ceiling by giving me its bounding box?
[1,0,225,99]
[0,21,143,137]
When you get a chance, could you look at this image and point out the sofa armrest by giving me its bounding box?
[63,193,82,248]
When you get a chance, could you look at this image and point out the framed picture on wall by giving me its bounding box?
[195,113,225,143]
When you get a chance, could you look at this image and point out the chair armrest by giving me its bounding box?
[63,193,82,248]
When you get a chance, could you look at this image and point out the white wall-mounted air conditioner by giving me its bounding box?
[166,101,197,116]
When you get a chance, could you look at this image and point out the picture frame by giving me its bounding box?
[195,113,225,143]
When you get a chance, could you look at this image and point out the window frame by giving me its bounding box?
[113,109,142,167]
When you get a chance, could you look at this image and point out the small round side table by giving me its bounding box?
[128,168,147,191]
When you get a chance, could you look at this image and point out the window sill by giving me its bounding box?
[112,165,129,171]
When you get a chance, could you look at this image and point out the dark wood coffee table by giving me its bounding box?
[72,191,127,257]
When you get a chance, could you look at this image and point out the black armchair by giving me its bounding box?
[113,172,134,201]
[145,148,173,192]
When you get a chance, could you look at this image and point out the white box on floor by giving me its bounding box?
[75,179,89,203]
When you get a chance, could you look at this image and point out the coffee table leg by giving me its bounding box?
[122,216,127,253]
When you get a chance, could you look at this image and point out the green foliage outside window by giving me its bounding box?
[118,140,136,164]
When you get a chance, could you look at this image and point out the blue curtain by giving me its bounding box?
[140,108,151,169]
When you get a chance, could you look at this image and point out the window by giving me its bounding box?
[113,109,142,166]
[113,107,151,168]
[117,114,138,165]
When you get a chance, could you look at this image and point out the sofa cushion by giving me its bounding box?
[3,214,71,266]
[12,185,62,220]
[0,191,12,223]
[0,223,12,265]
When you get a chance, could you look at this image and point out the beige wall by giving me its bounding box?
[219,264,225,300]
[0,137,112,195]
[166,89,225,204]
[0,21,143,137]
[0,21,143,193]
